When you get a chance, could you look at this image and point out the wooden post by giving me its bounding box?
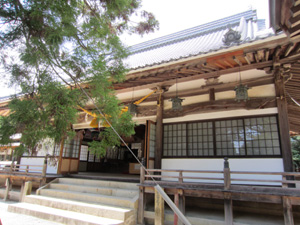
[10,160,14,174]
[138,187,145,224]
[140,166,145,184]
[274,65,293,172]
[155,186,164,225]
[178,171,183,183]
[155,88,164,169]
[174,193,179,225]
[20,181,32,202]
[282,175,288,188]
[178,189,185,225]
[138,166,145,224]
[57,139,65,174]
[174,189,185,225]
[4,178,11,201]
[283,196,294,225]
[40,156,48,187]
[19,181,25,202]
[224,193,233,225]
[223,158,231,190]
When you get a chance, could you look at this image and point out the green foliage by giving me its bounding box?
[292,136,300,170]
[0,0,158,156]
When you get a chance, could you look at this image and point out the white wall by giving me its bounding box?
[162,158,284,186]
[20,157,58,174]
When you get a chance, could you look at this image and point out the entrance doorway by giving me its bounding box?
[78,124,146,175]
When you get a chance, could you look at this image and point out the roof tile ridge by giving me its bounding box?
[128,10,256,54]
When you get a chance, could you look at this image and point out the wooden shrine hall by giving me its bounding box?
[1,1,300,224]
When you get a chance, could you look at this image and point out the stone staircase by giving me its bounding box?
[8,178,139,225]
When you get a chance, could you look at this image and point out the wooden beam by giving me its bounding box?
[163,97,277,119]
[215,62,227,70]
[289,14,300,27]
[245,52,254,63]
[115,60,274,93]
[223,60,235,68]
[257,49,265,62]
[289,23,300,37]
[291,4,300,16]
[243,54,251,65]
[284,43,296,57]
[202,63,219,71]
[233,56,242,66]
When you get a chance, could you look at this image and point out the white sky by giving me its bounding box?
[0,0,269,98]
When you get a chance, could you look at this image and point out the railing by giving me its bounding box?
[1,156,49,201]
[140,158,300,188]
[0,157,48,178]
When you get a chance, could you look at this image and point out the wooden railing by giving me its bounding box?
[140,158,300,188]
[0,157,47,178]
[1,156,48,201]
[138,158,300,225]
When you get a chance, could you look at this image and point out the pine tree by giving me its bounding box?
[0,0,159,156]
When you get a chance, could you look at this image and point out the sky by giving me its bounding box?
[0,0,269,98]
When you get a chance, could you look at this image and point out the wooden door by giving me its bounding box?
[144,120,156,169]
[59,137,81,174]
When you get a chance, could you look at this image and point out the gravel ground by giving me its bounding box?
[0,200,62,225]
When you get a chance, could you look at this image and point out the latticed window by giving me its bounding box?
[163,115,281,158]
[62,137,81,158]
[215,119,245,156]
[79,145,88,161]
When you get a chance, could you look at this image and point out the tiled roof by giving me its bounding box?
[124,10,274,70]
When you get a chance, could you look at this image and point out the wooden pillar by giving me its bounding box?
[155,187,164,225]
[155,89,164,169]
[274,65,293,172]
[138,167,145,224]
[4,178,11,201]
[282,196,294,225]
[57,139,64,174]
[174,193,179,225]
[138,187,145,224]
[223,158,231,190]
[40,155,48,187]
[19,181,25,202]
[174,189,185,225]
[224,193,233,225]
[20,181,32,202]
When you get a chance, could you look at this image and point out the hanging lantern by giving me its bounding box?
[234,84,249,102]
[170,96,184,110]
[169,75,184,110]
[234,68,250,102]
[128,102,137,115]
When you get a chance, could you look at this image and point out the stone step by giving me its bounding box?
[49,183,138,198]
[8,202,124,225]
[39,188,138,209]
[24,195,133,221]
[57,178,139,190]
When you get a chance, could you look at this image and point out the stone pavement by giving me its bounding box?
[0,199,62,225]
